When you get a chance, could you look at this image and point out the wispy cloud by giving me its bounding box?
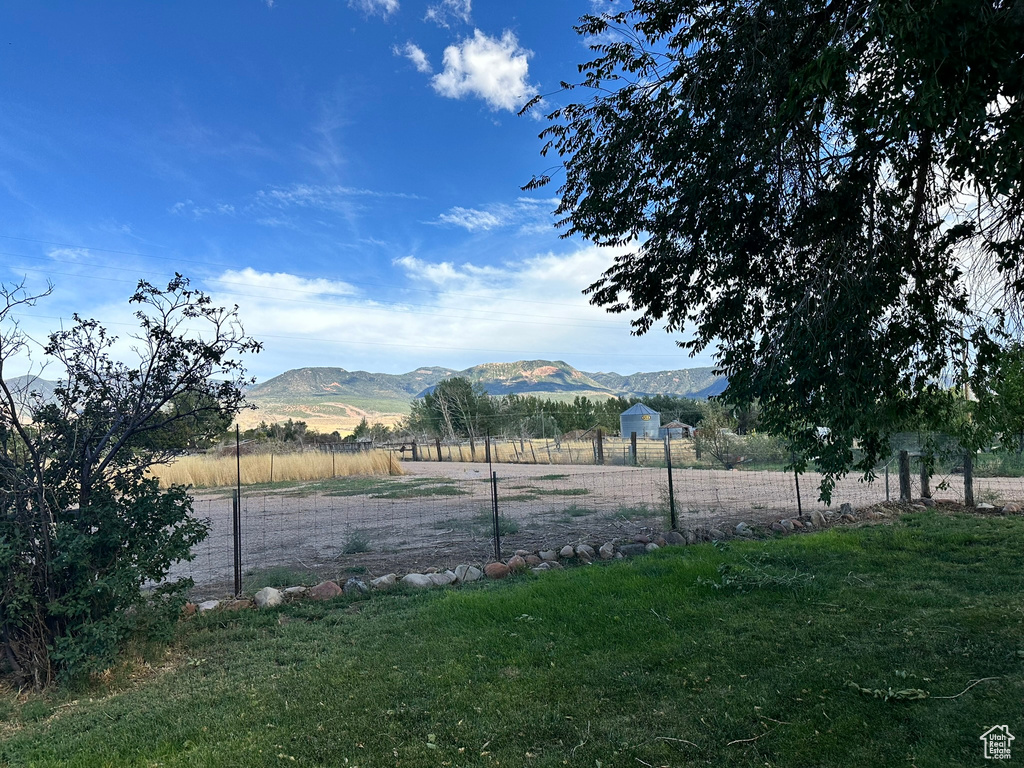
[169,200,237,219]
[393,42,432,74]
[256,183,419,211]
[425,0,471,27]
[348,0,399,18]
[431,30,537,112]
[435,197,558,233]
[437,206,506,231]
[211,267,359,298]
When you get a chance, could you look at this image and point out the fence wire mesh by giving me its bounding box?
[168,435,1024,599]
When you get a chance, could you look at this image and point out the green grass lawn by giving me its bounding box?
[3,510,1023,767]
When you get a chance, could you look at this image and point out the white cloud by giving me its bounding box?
[192,246,700,382]
[394,42,432,74]
[211,268,359,298]
[425,0,471,27]
[431,30,537,112]
[254,183,418,212]
[169,199,236,219]
[348,0,399,17]
[437,206,507,231]
[435,197,557,233]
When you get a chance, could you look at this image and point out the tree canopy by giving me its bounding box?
[528,0,1023,492]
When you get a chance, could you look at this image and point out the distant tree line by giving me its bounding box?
[404,376,727,441]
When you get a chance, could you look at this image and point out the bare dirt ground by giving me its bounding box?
[172,460,1024,599]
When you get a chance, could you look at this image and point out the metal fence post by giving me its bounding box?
[664,436,677,530]
[791,452,802,517]
[232,489,242,598]
[234,425,242,597]
[490,471,501,562]
[964,450,975,507]
[898,450,912,502]
[630,432,637,466]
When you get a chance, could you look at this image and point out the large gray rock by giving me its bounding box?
[198,599,220,612]
[284,586,307,595]
[559,545,576,559]
[838,503,854,517]
[575,543,595,558]
[779,518,795,531]
[664,531,685,546]
[708,528,726,541]
[539,549,559,562]
[254,587,284,609]
[343,578,369,595]
[645,542,660,552]
[428,572,456,586]
[370,574,397,590]
[618,543,647,557]
[402,573,434,588]
[454,564,483,583]
[735,522,753,536]
[809,510,827,528]
[683,529,697,545]
[599,541,616,560]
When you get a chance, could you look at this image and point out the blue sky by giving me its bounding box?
[1,1,709,383]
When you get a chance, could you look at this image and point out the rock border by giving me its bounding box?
[185,499,1020,614]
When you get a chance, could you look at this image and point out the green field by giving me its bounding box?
[2,510,1022,767]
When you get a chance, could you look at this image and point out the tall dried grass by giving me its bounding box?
[150,450,403,489]
[433,438,687,465]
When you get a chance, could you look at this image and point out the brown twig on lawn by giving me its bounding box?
[654,736,699,748]
[934,677,1000,699]
[726,728,775,747]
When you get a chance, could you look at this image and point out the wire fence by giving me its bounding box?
[169,434,1024,599]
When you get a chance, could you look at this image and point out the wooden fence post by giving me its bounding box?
[596,428,604,464]
[898,450,911,502]
[919,455,931,499]
[963,450,975,507]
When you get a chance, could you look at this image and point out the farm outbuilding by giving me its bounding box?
[619,403,661,439]
[659,421,695,439]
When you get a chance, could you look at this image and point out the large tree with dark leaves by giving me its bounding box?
[526,0,1023,495]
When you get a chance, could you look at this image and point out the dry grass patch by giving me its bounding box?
[149,450,403,489]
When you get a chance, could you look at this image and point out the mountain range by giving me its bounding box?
[4,361,726,434]
[242,360,724,433]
